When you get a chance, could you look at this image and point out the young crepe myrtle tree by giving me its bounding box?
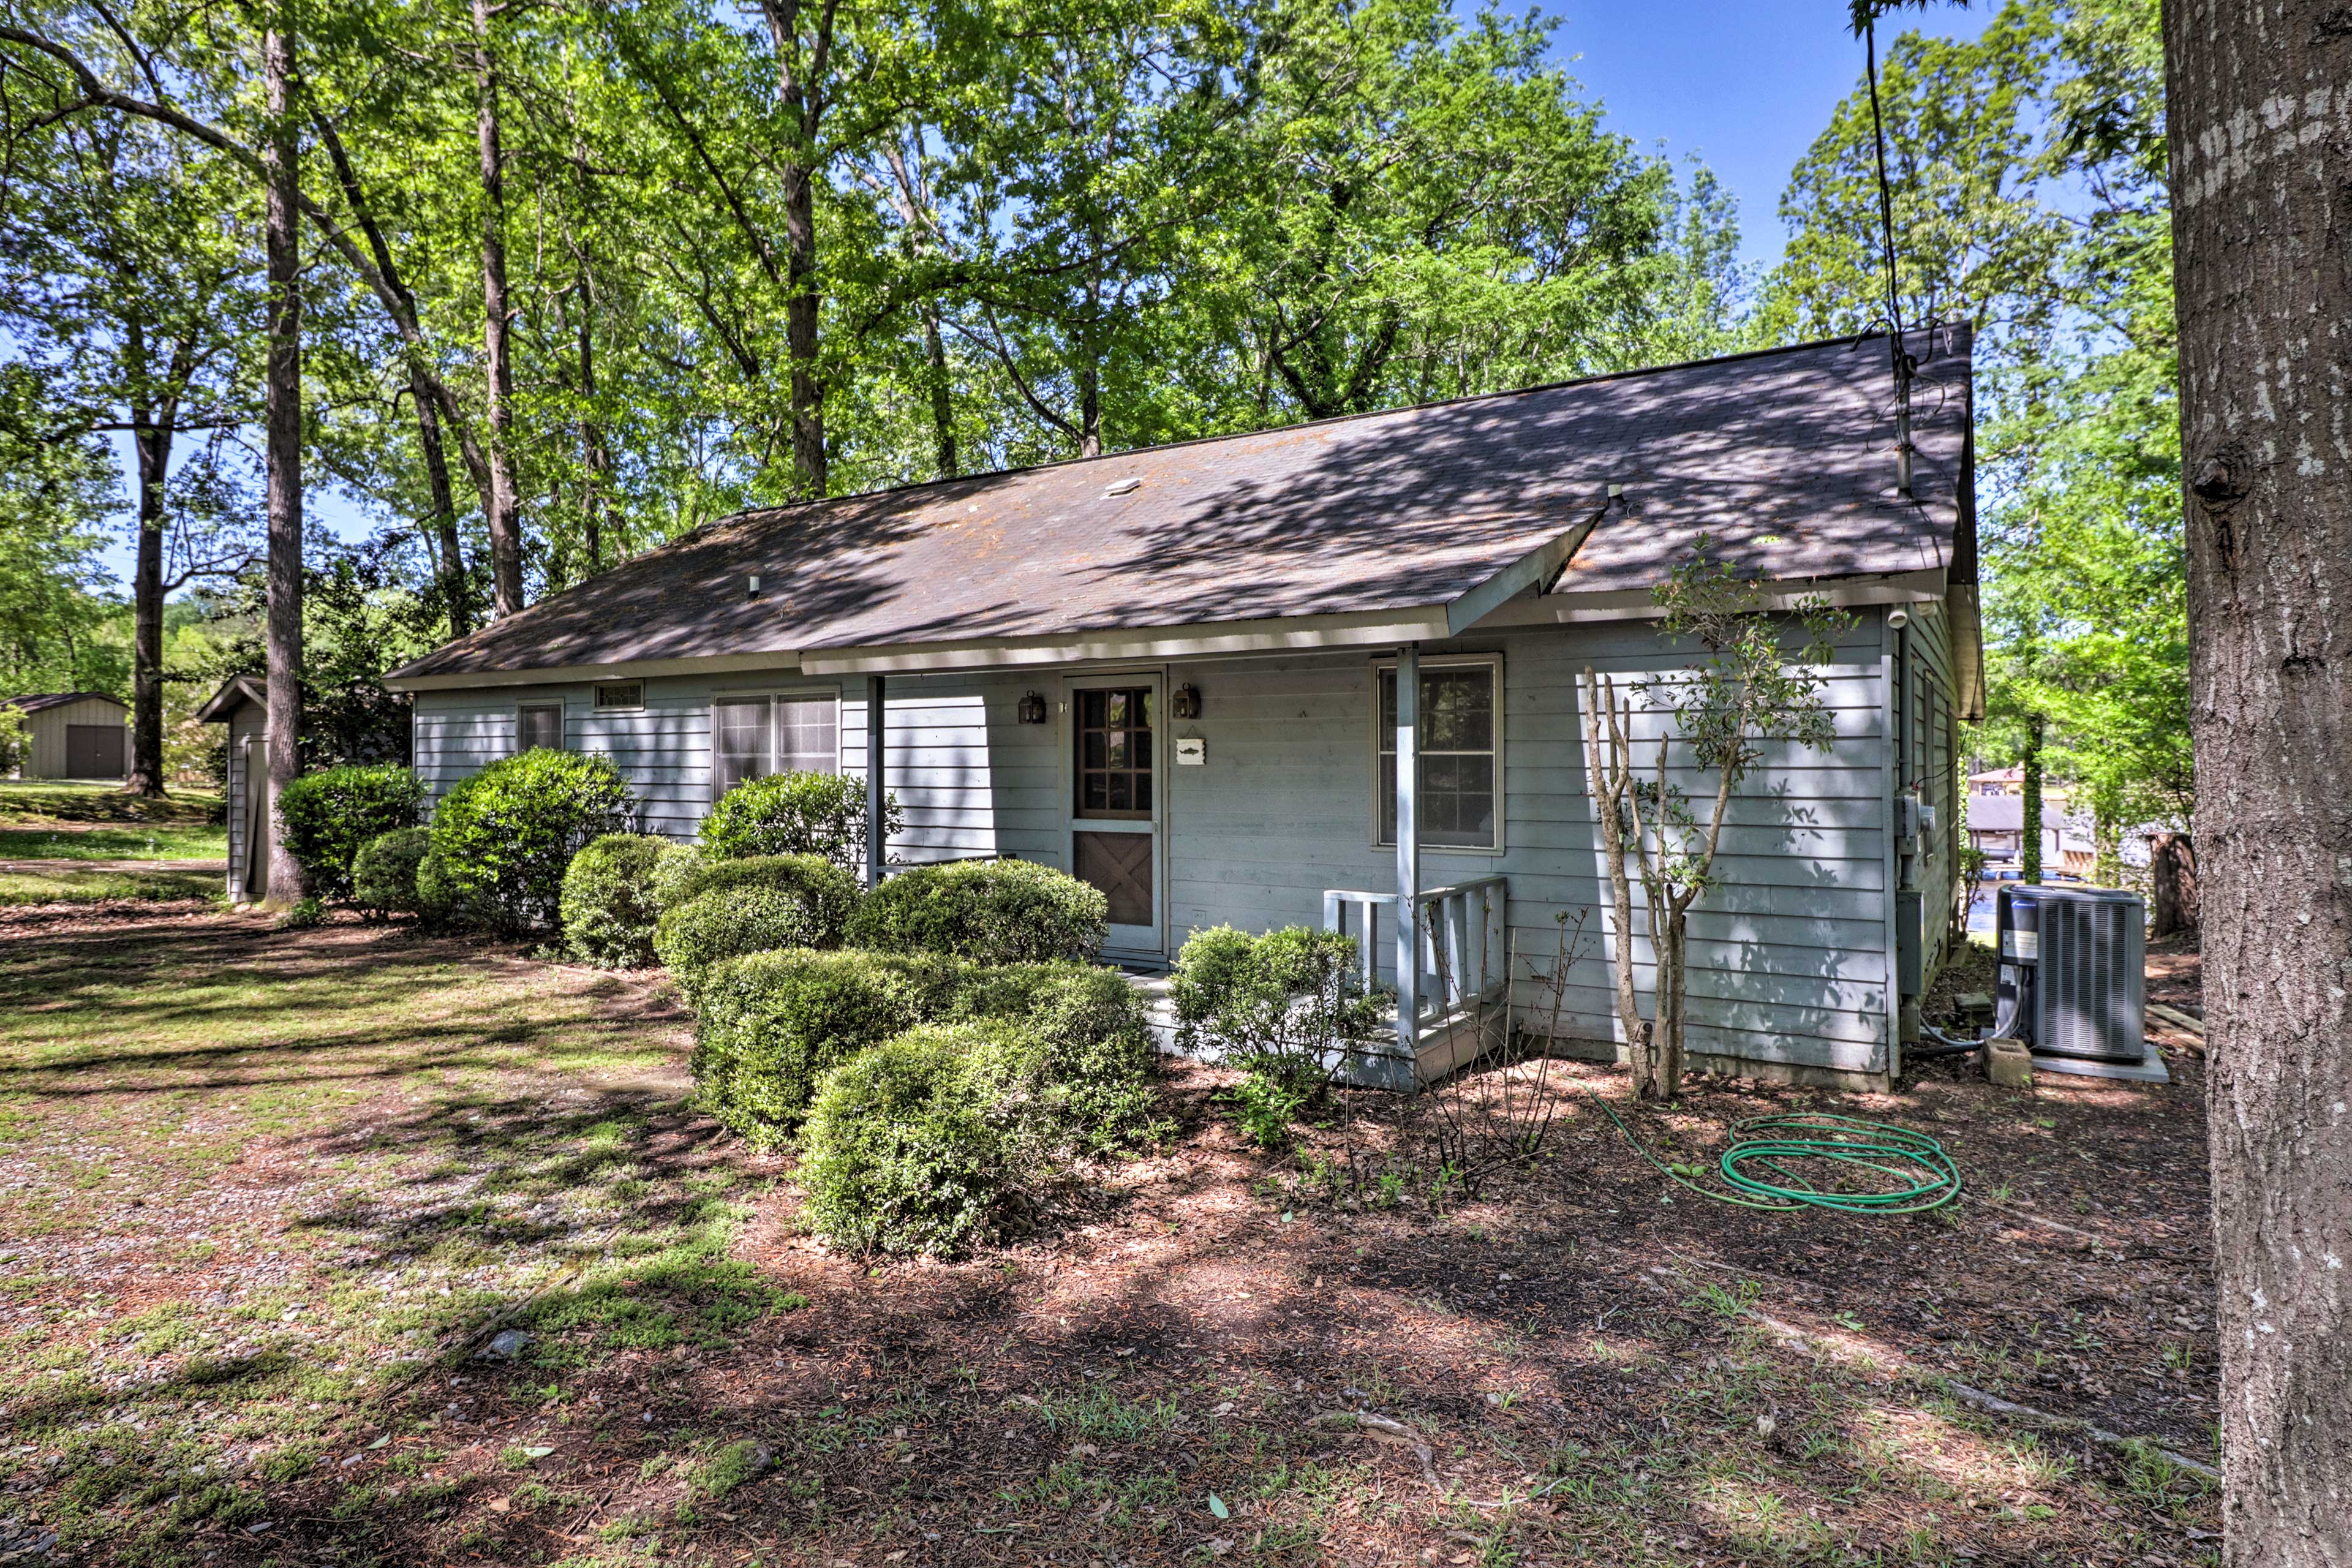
[1579,539,1850,1101]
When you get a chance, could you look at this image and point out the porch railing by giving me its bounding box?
[1321,875,1507,1036]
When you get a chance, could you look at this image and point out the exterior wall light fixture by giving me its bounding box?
[1017,690,1048,725]
[1170,683,1202,720]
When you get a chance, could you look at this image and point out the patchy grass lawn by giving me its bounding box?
[0,785,227,904]
[0,906,2218,1567]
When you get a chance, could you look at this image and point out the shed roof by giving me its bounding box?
[1,691,127,714]
[195,676,266,723]
[388,326,1975,687]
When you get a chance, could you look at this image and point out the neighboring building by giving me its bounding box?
[195,677,272,903]
[384,328,1985,1090]
[0,692,129,779]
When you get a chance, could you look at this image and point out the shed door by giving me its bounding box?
[66,724,125,778]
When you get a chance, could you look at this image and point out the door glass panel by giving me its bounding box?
[1076,687,1153,820]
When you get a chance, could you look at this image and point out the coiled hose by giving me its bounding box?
[1584,1087,1964,1214]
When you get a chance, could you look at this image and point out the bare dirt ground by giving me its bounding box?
[0,907,2217,1568]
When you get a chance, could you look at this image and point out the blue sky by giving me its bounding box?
[98,0,1996,591]
[1547,0,1993,268]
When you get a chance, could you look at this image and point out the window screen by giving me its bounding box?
[1377,664,1498,849]
[713,699,771,797]
[775,695,839,775]
[517,704,564,753]
[712,694,839,799]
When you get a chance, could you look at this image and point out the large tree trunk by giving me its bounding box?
[261,14,306,907]
[2162,3,2352,1563]
[575,260,610,574]
[756,0,834,498]
[2149,832,2198,938]
[411,360,471,639]
[127,415,170,798]
[922,303,957,480]
[472,0,526,617]
[2021,712,2044,884]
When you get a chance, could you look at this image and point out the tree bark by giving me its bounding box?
[922,303,957,480]
[2162,3,2352,1563]
[575,257,611,575]
[756,0,836,499]
[126,346,172,799]
[2021,713,2044,884]
[411,359,471,639]
[261,13,306,907]
[472,0,525,617]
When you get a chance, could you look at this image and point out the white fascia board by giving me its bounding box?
[794,608,1452,676]
[1464,566,1950,630]
[1441,507,1607,637]
[385,650,802,693]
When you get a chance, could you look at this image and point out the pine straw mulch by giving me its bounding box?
[0,907,2217,1568]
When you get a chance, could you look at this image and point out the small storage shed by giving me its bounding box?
[196,676,271,902]
[1,692,130,779]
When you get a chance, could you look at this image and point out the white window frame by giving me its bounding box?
[709,687,842,802]
[516,700,567,754]
[593,680,646,713]
[1370,654,1505,855]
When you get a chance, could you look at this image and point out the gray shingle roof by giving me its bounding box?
[388,326,1973,684]
[0,691,127,713]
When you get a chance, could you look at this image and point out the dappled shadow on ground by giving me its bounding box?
[0,909,2217,1567]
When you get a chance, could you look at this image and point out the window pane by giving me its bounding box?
[518,706,562,753]
[1420,669,1493,750]
[714,700,769,794]
[775,696,837,774]
[1377,668,1397,740]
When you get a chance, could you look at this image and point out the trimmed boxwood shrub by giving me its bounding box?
[658,852,862,922]
[699,771,902,873]
[797,1022,1053,1258]
[561,833,670,967]
[424,750,634,933]
[652,857,860,1005]
[352,827,432,920]
[275,764,424,902]
[692,950,1158,1148]
[1167,924,1385,1148]
[846,859,1107,965]
[943,962,1159,1149]
[692,949,958,1144]
[648,840,706,914]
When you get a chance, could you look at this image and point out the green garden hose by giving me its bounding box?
[1584,1087,1962,1214]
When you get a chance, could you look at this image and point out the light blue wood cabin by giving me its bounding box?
[383,330,1985,1092]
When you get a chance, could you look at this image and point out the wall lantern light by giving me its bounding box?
[1017,690,1048,725]
[1170,683,1202,720]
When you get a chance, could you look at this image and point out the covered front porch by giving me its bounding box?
[852,643,1520,1090]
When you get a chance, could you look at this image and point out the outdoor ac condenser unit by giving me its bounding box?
[1993,884,2146,1061]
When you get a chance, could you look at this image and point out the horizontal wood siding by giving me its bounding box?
[411,608,1897,1078]
[1161,618,1891,1078]
[224,704,263,901]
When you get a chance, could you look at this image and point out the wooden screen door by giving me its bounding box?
[1068,676,1163,956]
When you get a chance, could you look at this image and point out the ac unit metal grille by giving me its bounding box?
[2032,890,2145,1061]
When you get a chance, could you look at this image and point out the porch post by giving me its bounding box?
[1395,643,1420,1053]
[865,674,886,889]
